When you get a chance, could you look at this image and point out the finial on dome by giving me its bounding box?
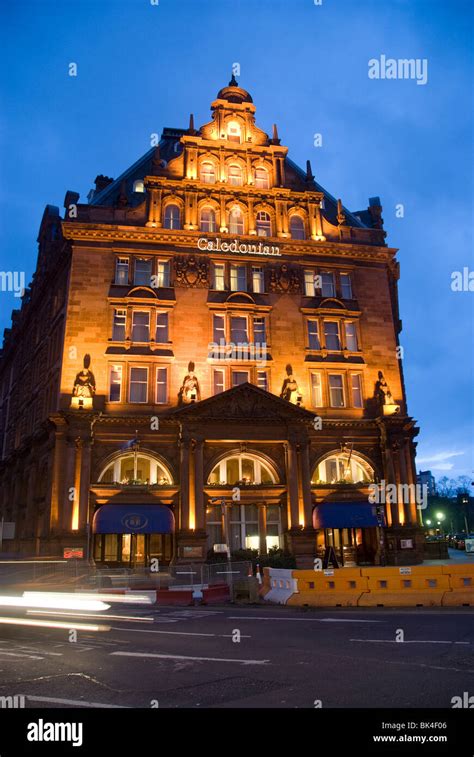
[229,72,238,86]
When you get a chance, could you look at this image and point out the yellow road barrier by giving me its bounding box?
[441,564,474,606]
[287,568,367,607]
[358,566,449,607]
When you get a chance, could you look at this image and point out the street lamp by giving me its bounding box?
[426,519,432,525]
[436,512,445,521]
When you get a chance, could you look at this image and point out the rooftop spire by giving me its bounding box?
[271,123,281,145]
[305,159,314,182]
[337,199,347,226]
[229,72,238,86]
[188,113,197,135]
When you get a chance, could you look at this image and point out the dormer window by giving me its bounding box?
[163,204,181,230]
[200,162,216,184]
[227,121,241,143]
[133,180,145,193]
[228,164,243,186]
[290,215,305,240]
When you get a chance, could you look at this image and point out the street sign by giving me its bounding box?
[465,539,474,553]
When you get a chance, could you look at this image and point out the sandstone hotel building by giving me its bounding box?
[0,77,424,568]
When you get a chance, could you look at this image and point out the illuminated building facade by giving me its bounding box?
[0,77,423,567]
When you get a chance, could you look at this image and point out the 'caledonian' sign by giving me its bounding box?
[198,237,281,256]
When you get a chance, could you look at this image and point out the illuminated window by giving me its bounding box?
[112,309,126,341]
[254,167,269,188]
[109,365,122,402]
[230,264,247,291]
[311,372,323,407]
[252,266,264,293]
[307,319,320,350]
[115,257,129,285]
[227,121,241,143]
[99,452,172,485]
[257,370,269,391]
[290,215,305,240]
[200,208,217,232]
[213,369,225,394]
[163,204,181,230]
[304,270,316,296]
[328,374,345,407]
[229,207,244,235]
[351,374,363,408]
[133,180,145,193]
[213,263,225,290]
[312,452,374,485]
[345,322,358,351]
[340,273,353,299]
[155,260,170,288]
[132,311,150,342]
[321,272,335,297]
[155,312,169,343]
[324,321,341,351]
[208,454,276,485]
[200,162,216,184]
[256,211,272,237]
[129,367,148,403]
[156,367,168,404]
[228,165,243,186]
[134,259,152,286]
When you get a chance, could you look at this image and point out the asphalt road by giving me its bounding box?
[0,603,472,709]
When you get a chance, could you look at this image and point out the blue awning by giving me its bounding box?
[313,502,385,529]
[93,505,175,535]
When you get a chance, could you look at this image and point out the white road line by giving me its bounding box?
[110,651,269,665]
[228,616,383,623]
[26,695,129,708]
[0,651,44,659]
[109,626,251,638]
[350,639,470,645]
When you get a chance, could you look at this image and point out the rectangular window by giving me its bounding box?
[324,321,341,351]
[351,374,363,408]
[345,322,358,351]
[130,367,148,403]
[321,272,335,298]
[213,263,225,291]
[109,365,122,402]
[307,319,320,350]
[252,266,264,293]
[112,309,126,341]
[213,369,225,394]
[329,374,345,407]
[155,312,169,343]
[232,370,249,386]
[213,314,226,344]
[132,311,150,342]
[115,258,129,285]
[155,367,168,404]
[230,264,247,292]
[230,316,248,343]
[155,260,170,288]
[253,316,266,345]
[340,273,353,299]
[134,259,152,286]
[311,372,323,407]
[257,370,268,391]
[304,270,316,297]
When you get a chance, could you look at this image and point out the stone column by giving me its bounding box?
[300,441,313,527]
[247,196,256,235]
[179,437,190,531]
[49,429,67,531]
[72,438,82,531]
[79,438,92,530]
[258,505,267,556]
[405,440,419,525]
[193,439,205,531]
[146,188,162,228]
[219,194,228,232]
[286,441,300,529]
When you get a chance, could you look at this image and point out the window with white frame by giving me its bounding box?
[227,121,241,143]
[256,211,271,237]
[213,369,225,395]
[132,311,150,342]
[304,270,316,296]
[310,372,323,407]
[266,505,282,550]
[129,367,148,403]
[109,365,122,402]
[351,373,363,408]
[155,367,168,404]
[290,215,305,240]
[232,370,249,386]
[328,374,345,407]
[321,272,336,297]
[254,167,269,188]
[155,312,169,343]
[230,264,247,291]
[115,257,129,285]
[163,204,181,230]
[252,266,264,293]
[324,321,341,351]
[345,322,358,351]
[307,319,320,350]
[253,316,266,345]
[213,314,226,343]
[313,452,374,485]
[230,316,248,343]
[155,260,170,288]
[340,273,353,299]
[200,208,217,232]
[228,164,243,186]
[257,370,269,391]
[229,207,244,235]
[208,454,276,485]
[200,162,216,184]
[134,259,152,286]
[112,309,126,341]
[213,263,225,290]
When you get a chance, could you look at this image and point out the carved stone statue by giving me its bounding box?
[374,370,393,407]
[280,364,301,404]
[73,354,96,399]
[178,361,201,405]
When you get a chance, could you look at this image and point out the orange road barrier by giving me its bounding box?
[358,566,449,607]
[441,564,474,606]
[287,568,367,607]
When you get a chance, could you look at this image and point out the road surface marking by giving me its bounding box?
[0,651,44,659]
[109,626,251,638]
[110,651,269,665]
[228,616,383,623]
[350,639,470,644]
[26,695,129,708]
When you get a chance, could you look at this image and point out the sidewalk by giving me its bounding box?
[422,547,474,566]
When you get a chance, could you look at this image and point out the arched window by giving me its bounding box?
[256,211,272,237]
[229,206,244,235]
[200,207,217,232]
[290,215,305,240]
[163,204,181,230]
[227,120,241,143]
[200,162,216,184]
[254,167,269,189]
[208,454,277,486]
[98,453,172,486]
[312,452,375,485]
[133,180,145,193]
[228,164,243,186]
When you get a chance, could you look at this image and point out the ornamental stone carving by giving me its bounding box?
[174,255,209,288]
[268,264,301,293]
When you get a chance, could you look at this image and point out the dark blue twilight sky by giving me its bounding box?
[0,0,473,480]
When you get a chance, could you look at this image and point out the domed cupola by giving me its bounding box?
[217,74,253,104]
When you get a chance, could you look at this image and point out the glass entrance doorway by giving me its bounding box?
[94,532,173,567]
